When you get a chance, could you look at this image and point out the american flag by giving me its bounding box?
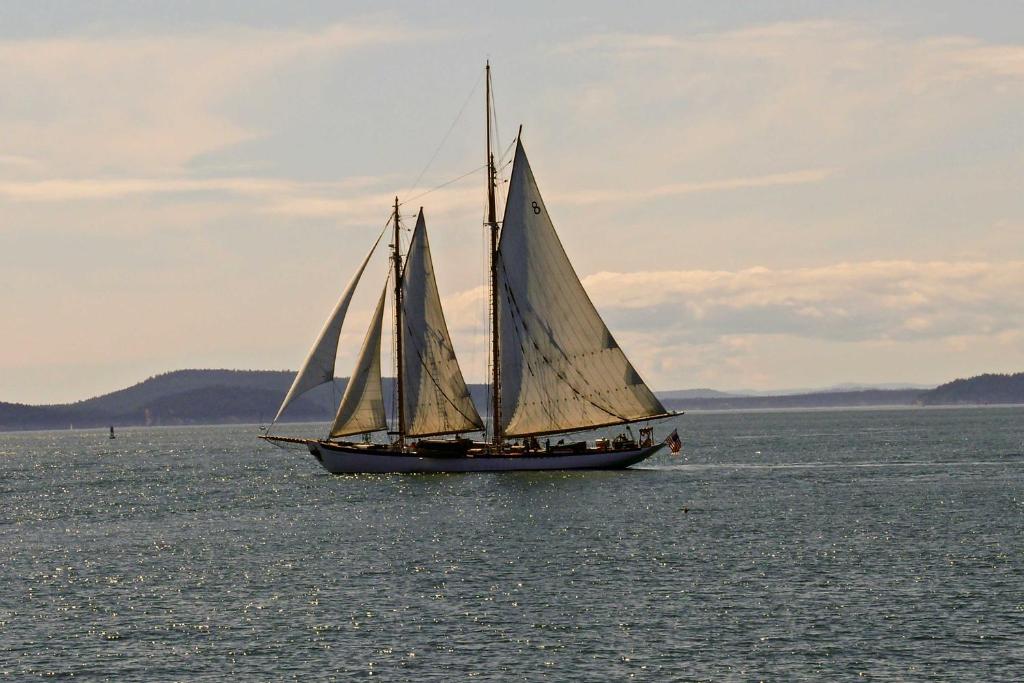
[665,428,682,454]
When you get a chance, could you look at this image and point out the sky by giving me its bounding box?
[1,1,1023,404]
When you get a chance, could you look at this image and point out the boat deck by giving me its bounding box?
[259,434,655,459]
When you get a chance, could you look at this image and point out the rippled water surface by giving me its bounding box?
[2,408,1023,680]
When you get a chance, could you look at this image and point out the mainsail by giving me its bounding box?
[329,285,389,438]
[496,139,669,437]
[272,234,382,423]
[401,211,485,436]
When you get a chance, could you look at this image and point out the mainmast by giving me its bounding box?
[486,61,502,452]
[392,196,405,447]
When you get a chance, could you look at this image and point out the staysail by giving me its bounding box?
[496,139,669,437]
[272,234,382,424]
[401,211,485,436]
[329,285,389,438]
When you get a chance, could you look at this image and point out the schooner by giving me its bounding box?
[261,64,676,473]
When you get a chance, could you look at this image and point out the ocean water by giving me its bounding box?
[2,408,1023,681]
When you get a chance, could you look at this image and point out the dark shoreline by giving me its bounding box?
[3,369,1022,432]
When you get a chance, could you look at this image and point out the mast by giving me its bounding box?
[486,61,502,452]
[392,196,405,447]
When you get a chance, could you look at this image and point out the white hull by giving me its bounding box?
[306,441,664,474]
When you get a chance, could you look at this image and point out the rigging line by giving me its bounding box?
[330,376,338,435]
[500,141,516,168]
[505,412,678,440]
[383,261,399,436]
[489,78,511,232]
[497,130,516,170]
[499,276,618,421]
[492,136,517,225]
[497,259,630,424]
[489,71,503,174]
[481,210,492,433]
[400,325,484,432]
[493,167,651,417]
[404,69,485,199]
[401,164,487,205]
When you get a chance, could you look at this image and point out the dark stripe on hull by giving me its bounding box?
[306,442,664,474]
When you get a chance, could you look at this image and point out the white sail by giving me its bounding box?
[272,234,381,424]
[401,211,485,436]
[496,139,668,437]
[329,285,389,438]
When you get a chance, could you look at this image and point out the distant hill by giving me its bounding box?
[70,369,303,415]
[1,369,1019,432]
[0,369,489,432]
[918,373,1024,406]
[655,388,739,399]
[824,382,936,392]
[661,389,925,411]
[720,382,935,396]
[0,370,340,431]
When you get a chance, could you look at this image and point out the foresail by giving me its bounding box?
[273,233,382,424]
[329,285,388,438]
[496,139,668,437]
[401,211,485,436]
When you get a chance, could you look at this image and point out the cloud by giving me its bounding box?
[0,176,379,202]
[0,172,414,230]
[548,21,1024,179]
[559,22,1024,81]
[0,164,832,224]
[263,183,484,220]
[556,167,835,205]
[443,259,1024,345]
[0,154,38,169]
[926,37,1024,80]
[0,22,418,176]
[434,258,1024,389]
[582,260,1024,344]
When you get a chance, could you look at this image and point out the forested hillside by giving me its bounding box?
[0,370,340,430]
[918,373,1024,405]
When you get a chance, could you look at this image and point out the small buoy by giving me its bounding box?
[683,507,689,514]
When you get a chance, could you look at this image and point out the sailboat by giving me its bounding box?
[260,64,676,473]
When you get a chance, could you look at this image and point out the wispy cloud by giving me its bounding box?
[262,183,483,219]
[924,37,1024,80]
[0,22,423,176]
[0,176,380,202]
[556,167,834,204]
[548,20,1024,182]
[0,154,39,169]
[0,165,832,223]
[558,21,1024,82]
[427,258,1024,389]
[440,259,1024,347]
[0,171,484,231]
[582,260,1024,344]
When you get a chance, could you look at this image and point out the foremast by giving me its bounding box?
[486,61,503,454]
[392,196,406,449]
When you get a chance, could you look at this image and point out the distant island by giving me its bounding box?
[660,388,926,412]
[661,373,1024,411]
[918,372,1024,406]
[0,369,1021,432]
[0,370,480,432]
